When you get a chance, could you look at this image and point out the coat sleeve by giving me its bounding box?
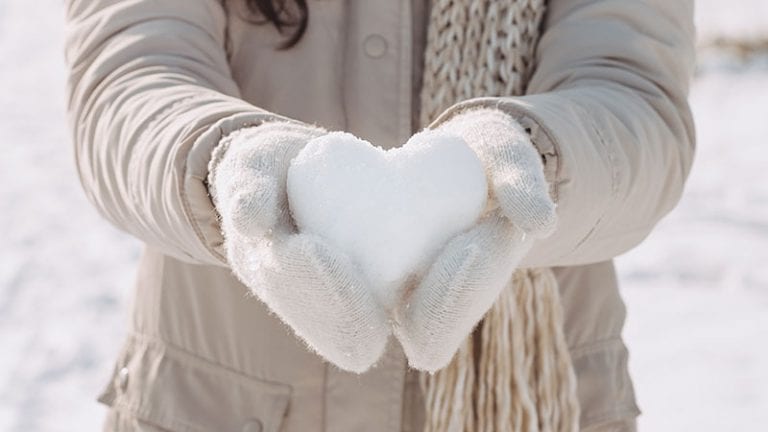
[431,0,697,267]
[65,0,299,266]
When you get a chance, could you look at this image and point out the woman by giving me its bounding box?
[64,0,695,430]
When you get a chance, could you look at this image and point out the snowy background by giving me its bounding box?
[0,0,766,430]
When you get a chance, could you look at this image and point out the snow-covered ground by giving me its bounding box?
[0,2,140,431]
[0,1,766,431]
[617,59,768,430]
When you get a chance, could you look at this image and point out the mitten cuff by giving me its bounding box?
[206,121,326,207]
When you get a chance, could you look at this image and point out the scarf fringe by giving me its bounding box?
[419,1,579,430]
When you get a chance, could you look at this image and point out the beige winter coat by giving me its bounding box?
[64,0,696,430]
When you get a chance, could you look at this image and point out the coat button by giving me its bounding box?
[241,419,263,432]
[363,34,388,58]
[118,367,129,390]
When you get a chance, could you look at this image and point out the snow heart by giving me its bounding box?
[287,131,488,308]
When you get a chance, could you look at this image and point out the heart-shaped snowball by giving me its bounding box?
[287,131,488,308]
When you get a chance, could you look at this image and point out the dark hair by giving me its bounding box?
[243,0,308,49]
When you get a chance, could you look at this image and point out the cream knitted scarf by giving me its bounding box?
[418,1,580,431]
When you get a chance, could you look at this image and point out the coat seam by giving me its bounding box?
[568,336,625,358]
[109,401,200,432]
[571,107,620,253]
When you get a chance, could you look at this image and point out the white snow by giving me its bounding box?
[288,131,487,306]
[0,0,766,431]
[0,2,140,431]
[695,0,768,43]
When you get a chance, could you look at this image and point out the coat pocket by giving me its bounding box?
[98,334,291,432]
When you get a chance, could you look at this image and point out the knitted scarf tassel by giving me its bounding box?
[419,1,580,431]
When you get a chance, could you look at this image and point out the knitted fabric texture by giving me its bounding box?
[418,1,581,431]
[208,124,390,373]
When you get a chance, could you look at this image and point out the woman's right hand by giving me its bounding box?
[208,122,390,373]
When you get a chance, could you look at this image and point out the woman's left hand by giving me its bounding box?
[393,109,558,372]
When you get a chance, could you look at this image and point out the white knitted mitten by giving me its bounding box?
[208,122,390,373]
[394,108,557,372]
